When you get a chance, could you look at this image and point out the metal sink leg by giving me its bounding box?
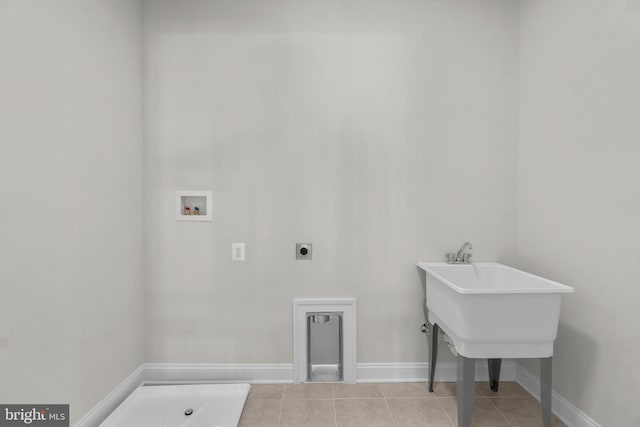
[457,355,475,427]
[488,358,502,392]
[428,323,439,392]
[541,357,552,427]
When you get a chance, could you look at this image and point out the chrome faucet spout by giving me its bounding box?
[446,241,472,264]
[456,241,472,261]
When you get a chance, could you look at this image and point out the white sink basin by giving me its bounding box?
[417,262,574,359]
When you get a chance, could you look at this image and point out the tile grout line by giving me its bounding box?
[383,398,398,427]
[378,384,399,427]
[275,385,285,427]
[485,383,543,427]
[434,397,456,427]
[377,383,385,399]
[333,396,438,400]
[332,383,338,427]
[486,398,516,427]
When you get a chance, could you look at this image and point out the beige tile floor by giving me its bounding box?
[238,382,567,427]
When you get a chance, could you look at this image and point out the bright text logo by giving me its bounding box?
[0,405,68,427]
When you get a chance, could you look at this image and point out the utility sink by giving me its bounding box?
[417,262,574,359]
[417,261,573,427]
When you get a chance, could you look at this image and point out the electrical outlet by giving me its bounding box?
[232,243,245,261]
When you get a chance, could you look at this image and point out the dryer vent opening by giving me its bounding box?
[307,312,343,382]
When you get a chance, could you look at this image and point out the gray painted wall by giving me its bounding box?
[143,0,518,364]
[517,1,640,425]
[0,1,144,424]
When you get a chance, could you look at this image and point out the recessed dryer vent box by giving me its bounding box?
[176,191,212,221]
[296,243,312,260]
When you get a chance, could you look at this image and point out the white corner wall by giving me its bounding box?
[0,1,144,424]
[517,1,640,425]
[142,0,518,365]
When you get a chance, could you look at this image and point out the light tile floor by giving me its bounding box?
[238,382,567,427]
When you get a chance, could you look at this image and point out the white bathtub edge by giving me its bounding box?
[73,364,145,427]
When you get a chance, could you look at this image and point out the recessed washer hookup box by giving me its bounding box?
[0,405,69,427]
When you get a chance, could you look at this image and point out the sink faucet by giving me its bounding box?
[447,241,472,264]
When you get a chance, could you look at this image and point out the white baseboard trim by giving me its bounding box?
[143,361,516,385]
[143,363,294,384]
[357,360,516,383]
[73,364,144,427]
[516,363,601,427]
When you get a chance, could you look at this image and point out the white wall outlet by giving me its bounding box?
[232,243,245,261]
